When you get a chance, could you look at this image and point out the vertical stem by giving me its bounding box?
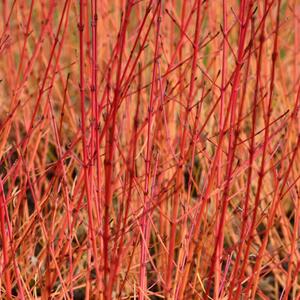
[78,1,99,297]
[215,1,227,298]
[103,1,133,297]
[140,2,161,298]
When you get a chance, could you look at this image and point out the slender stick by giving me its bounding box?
[78,1,99,297]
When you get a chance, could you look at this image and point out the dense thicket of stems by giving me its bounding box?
[0,0,299,299]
